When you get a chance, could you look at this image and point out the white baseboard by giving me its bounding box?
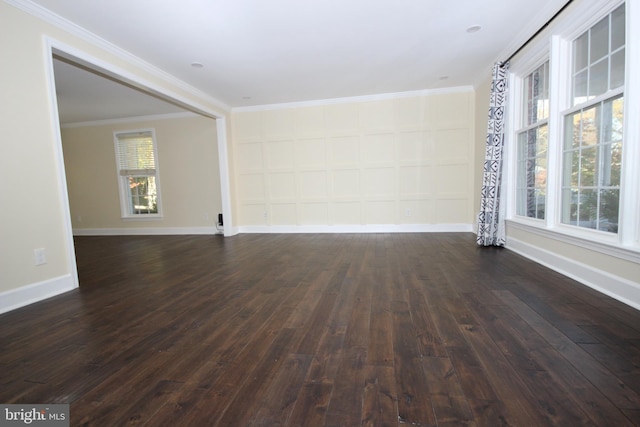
[238,223,473,234]
[73,227,222,236]
[507,236,640,311]
[0,275,77,314]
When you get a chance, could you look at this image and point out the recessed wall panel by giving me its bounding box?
[295,138,326,168]
[396,97,422,130]
[435,199,469,223]
[298,171,327,200]
[238,173,265,201]
[330,202,362,224]
[294,106,325,138]
[399,200,433,224]
[266,140,294,170]
[432,92,470,128]
[360,100,396,132]
[362,133,395,165]
[326,104,359,135]
[299,203,329,225]
[236,143,264,171]
[434,128,469,161]
[263,109,293,140]
[332,169,360,198]
[271,203,297,225]
[435,164,468,195]
[269,173,296,200]
[364,200,395,224]
[398,131,432,164]
[330,136,359,167]
[399,166,433,196]
[363,168,395,197]
[233,112,262,141]
[240,203,267,225]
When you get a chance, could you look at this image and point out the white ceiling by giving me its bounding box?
[31,0,569,123]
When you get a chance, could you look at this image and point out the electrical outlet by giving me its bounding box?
[405,208,412,217]
[263,212,268,219]
[203,212,209,221]
[34,248,47,266]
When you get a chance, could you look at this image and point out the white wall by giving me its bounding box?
[232,90,476,232]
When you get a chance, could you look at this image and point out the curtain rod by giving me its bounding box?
[504,0,574,64]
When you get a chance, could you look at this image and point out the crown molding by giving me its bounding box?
[232,86,474,113]
[60,111,200,129]
[5,0,231,113]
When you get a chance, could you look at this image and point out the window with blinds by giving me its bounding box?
[114,130,161,217]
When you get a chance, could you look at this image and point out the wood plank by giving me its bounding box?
[248,353,313,426]
[362,365,398,427]
[391,300,436,426]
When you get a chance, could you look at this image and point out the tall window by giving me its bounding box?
[114,130,161,217]
[516,61,549,219]
[561,5,625,233]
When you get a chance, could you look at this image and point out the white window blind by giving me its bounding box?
[115,132,156,176]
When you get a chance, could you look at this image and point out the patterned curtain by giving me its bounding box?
[477,61,509,246]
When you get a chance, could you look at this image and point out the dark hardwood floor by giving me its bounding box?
[1,233,639,426]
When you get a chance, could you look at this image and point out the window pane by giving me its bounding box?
[598,189,619,232]
[590,15,609,64]
[578,189,597,229]
[581,107,598,146]
[601,143,622,186]
[611,97,624,143]
[565,114,580,150]
[588,59,608,97]
[535,189,546,219]
[574,32,589,71]
[610,49,625,90]
[536,125,548,156]
[563,149,579,187]
[562,188,578,225]
[611,4,625,51]
[128,176,158,214]
[573,70,588,105]
[580,146,598,187]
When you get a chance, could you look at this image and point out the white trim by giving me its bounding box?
[215,118,236,236]
[61,112,198,129]
[232,86,474,113]
[238,224,473,234]
[507,220,640,263]
[507,236,640,311]
[73,227,222,236]
[620,0,640,246]
[43,40,80,293]
[0,275,76,314]
[6,0,230,113]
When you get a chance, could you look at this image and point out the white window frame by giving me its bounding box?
[113,129,163,220]
[514,60,551,222]
[505,0,640,256]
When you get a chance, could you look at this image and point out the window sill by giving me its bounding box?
[506,218,640,263]
[121,215,164,221]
